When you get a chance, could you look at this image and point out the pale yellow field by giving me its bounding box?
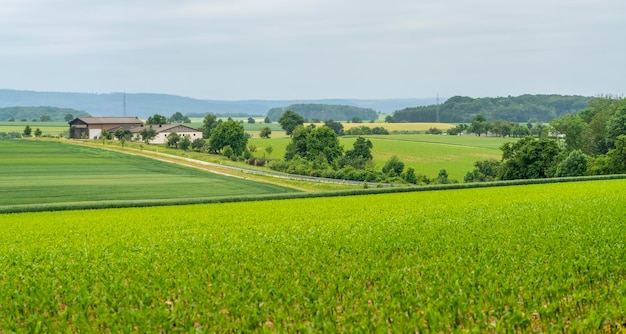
[342,122,455,131]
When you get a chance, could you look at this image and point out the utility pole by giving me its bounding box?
[436,93,440,123]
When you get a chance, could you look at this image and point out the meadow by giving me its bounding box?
[250,134,513,181]
[0,179,624,332]
[0,140,296,208]
[0,121,68,137]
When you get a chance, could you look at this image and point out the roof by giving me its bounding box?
[69,117,144,125]
[130,124,202,133]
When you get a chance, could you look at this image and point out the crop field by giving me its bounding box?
[0,121,68,137]
[0,179,624,331]
[0,140,296,208]
[250,134,513,180]
[342,122,455,132]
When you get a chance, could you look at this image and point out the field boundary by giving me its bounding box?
[3,174,625,214]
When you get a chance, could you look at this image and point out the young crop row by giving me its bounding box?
[0,180,625,331]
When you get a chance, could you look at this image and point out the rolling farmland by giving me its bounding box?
[249,134,513,181]
[1,180,625,331]
[0,140,297,208]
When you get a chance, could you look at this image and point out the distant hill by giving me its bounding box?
[391,94,591,123]
[0,89,435,118]
[266,104,379,122]
[0,106,91,122]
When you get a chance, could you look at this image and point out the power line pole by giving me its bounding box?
[436,93,440,123]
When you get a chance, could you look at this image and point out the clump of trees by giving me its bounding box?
[267,104,378,122]
[391,94,590,123]
[465,96,626,182]
[268,124,444,184]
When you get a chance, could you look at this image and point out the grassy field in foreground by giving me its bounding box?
[0,140,297,207]
[250,134,513,181]
[0,180,625,331]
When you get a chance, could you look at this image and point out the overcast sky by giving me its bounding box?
[1,0,624,100]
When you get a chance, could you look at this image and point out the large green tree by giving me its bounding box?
[201,114,219,139]
[550,114,587,151]
[278,110,305,136]
[324,120,344,136]
[341,137,373,169]
[499,137,562,180]
[605,105,626,149]
[555,150,588,177]
[284,125,343,164]
[146,114,168,125]
[208,120,248,156]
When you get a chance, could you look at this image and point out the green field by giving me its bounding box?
[0,140,297,208]
[250,134,513,181]
[0,121,69,137]
[0,180,624,331]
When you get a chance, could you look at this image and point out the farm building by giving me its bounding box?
[68,117,144,139]
[130,124,203,144]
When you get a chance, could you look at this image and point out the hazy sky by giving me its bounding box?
[1,0,624,100]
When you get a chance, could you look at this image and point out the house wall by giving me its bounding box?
[153,130,203,144]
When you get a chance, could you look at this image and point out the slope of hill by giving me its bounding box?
[0,106,91,122]
[266,104,379,122]
[392,94,591,123]
[0,89,435,118]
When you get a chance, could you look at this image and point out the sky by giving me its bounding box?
[1,0,625,100]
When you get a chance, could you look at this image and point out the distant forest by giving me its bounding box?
[391,95,591,123]
[0,106,90,122]
[267,104,379,122]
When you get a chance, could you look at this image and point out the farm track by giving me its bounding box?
[82,143,392,189]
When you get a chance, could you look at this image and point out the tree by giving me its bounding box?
[499,137,562,180]
[192,138,206,151]
[278,110,305,136]
[342,137,373,169]
[468,114,489,136]
[605,105,626,149]
[166,132,181,148]
[101,129,112,140]
[259,127,272,138]
[284,125,343,164]
[40,115,51,122]
[34,128,42,137]
[64,113,74,122]
[402,167,418,184]
[264,117,271,124]
[435,169,449,184]
[247,117,256,124]
[208,120,248,156]
[605,135,626,174]
[550,114,587,151]
[201,114,219,139]
[324,120,344,136]
[555,149,588,177]
[265,145,273,158]
[351,116,362,123]
[464,159,501,182]
[180,136,191,151]
[384,115,395,123]
[146,114,168,125]
[139,127,157,144]
[23,125,32,137]
[382,155,404,177]
[114,129,132,140]
[169,112,186,123]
